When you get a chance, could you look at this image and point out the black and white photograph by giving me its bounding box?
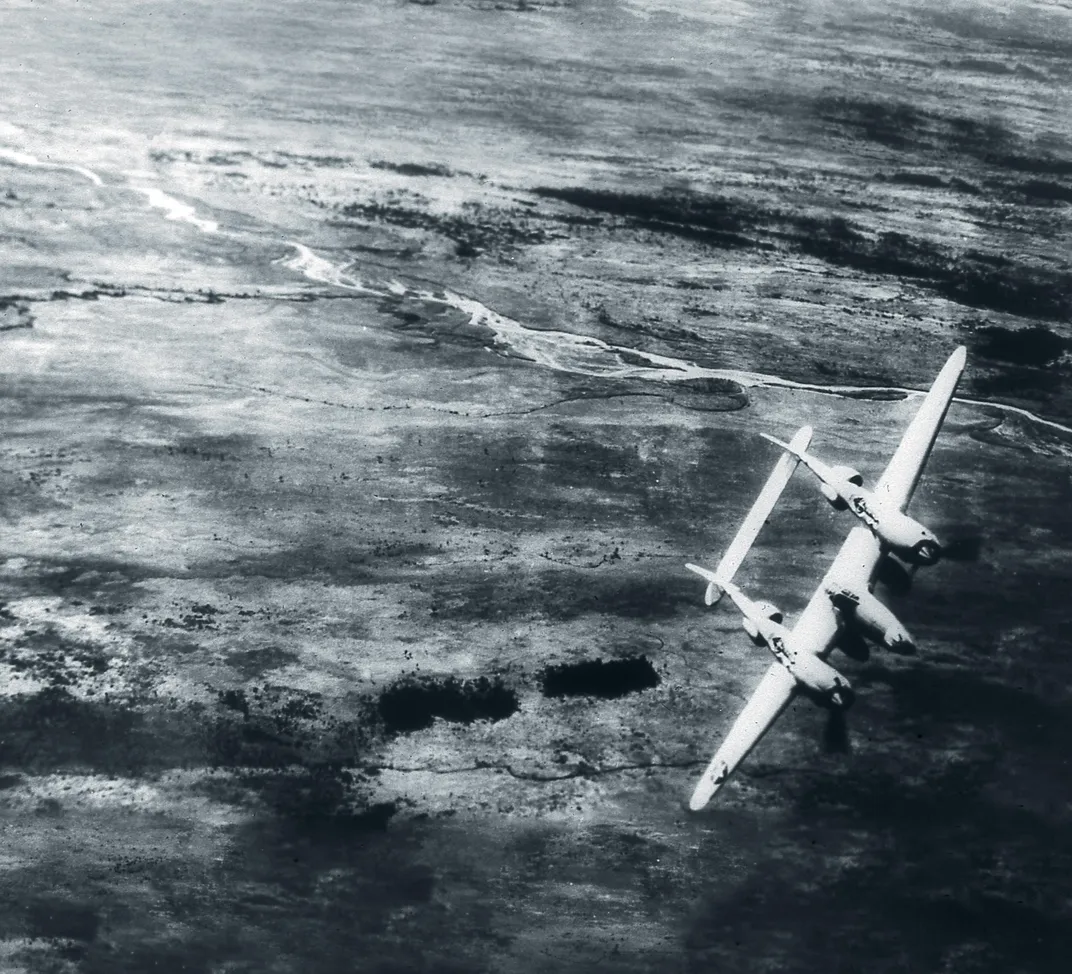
[1,1,1070,971]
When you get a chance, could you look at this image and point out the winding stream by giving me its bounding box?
[3,144,1070,440]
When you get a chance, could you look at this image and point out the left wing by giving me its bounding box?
[689,662,796,810]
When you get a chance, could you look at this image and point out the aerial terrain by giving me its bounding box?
[1,0,1071,971]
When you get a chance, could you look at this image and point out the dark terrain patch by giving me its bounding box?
[428,568,704,622]
[0,685,375,776]
[971,324,1069,367]
[0,627,111,687]
[339,197,553,257]
[540,656,660,700]
[884,170,982,194]
[691,760,1071,974]
[208,687,370,770]
[532,185,758,250]
[27,898,101,942]
[370,160,454,178]
[377,676,519,734]
[533,185,1072,321]
[0,689,153,774]
[225,644,302,679]
[230,766,397,833]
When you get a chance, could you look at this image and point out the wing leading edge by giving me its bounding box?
[708,425,813,597]
[876,346,966,513]
[688,662,796,810]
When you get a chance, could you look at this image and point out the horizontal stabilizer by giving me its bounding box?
[759,432,797,456]
[686,562,725,606]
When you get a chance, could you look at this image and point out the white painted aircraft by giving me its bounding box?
[685,346,967,810]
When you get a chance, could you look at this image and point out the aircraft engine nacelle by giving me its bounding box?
[741,600,782,645]
[753,600,784,624]
[832,465,864,487]
[820,466,864,511]
[828,586,916,654]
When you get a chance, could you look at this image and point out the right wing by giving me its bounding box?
[689,662,797,810]
[875,346,966,512]
[706,425,813,603]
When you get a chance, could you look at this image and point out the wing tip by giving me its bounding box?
[688,778,726,812]
[688,762,731,811]
[688,788,713,812]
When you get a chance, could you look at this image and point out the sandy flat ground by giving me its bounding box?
[1,1,1071,971]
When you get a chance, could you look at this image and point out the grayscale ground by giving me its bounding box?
[1,1,1071,971]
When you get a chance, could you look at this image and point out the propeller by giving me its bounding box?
[939,533,983,562]
[876,554,913,596]
[835,627,870,662]
[822,707,851,754]
[878,530,982,595]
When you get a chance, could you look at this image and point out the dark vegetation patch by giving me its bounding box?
[160,601,220,632]
[225,645,302,679]
[856,663,1072,755]
[540,656,660,700]
[662,377,749,412]
[200,536,438,586]
[140,812,439,974]
[971,367,1064,401]
[232,766,397,834]
[379,295,497,350]
[811,95,1072,179]
[0,296,34,331]
[207,686,370,770]
[370,160,454,178]
[0,286,127,334]
[1016,179,1072,204]
[532,186,757,250]
[27,898,100,942]
[538,375,745,414]
[377,676,519,734]
[791,223,1071,321]
[887,170,948,189]
[0,628,111,687]
[0,689,150,774]
[428,568,703,623]
[813,96,944,150]
[338,198,553,257]
[0,686,375,776]
[971,324,1069,366]
[531,185,1072,321]
[883,171,981,194]
[11,556,158,599]
[151,148,351,169]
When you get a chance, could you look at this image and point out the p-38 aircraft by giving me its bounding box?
[685,346,967,810]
